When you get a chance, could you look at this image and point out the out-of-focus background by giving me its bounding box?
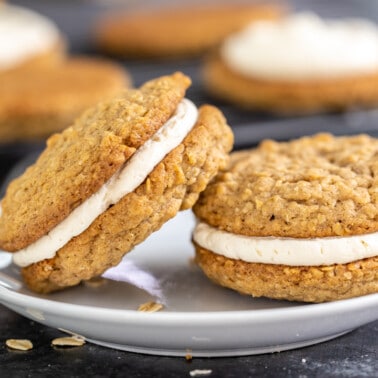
[2,0,378,165]
[4,0,378,148]
[11,0,378,53]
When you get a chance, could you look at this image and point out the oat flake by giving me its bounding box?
[6,339,33,351]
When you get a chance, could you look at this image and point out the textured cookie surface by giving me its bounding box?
[95,3,282,58]
[203,54,378,114]
[21,105,233,293]
[0,72,190,251]
[0,57,128,141]
[195,245,378,302]
[194,133,378,238]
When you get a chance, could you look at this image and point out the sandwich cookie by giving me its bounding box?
[0,57,129,142]
[0,72,233,293]
[203,13,378,114]
[94,3,282,59]
[0,4,65,74]
[193,134,378,302]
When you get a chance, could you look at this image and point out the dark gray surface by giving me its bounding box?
[0,304,377,378]
[1,1,377,376]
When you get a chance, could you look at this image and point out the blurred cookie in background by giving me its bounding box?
[0,57,129,142]
[94,2,283,59]
[203,12,378,114]
[0,3,66,74]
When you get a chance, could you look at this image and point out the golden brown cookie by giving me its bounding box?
[195,247,378,303]
[203,12,378,114]
[94,3,283,59]
[0,72,234,293]
[0,57,129,142]
[193,134,378,302]
[203,54,378,114]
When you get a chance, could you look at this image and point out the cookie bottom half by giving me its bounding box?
[21,105,233,293]
[203,55,378,115]
[194,244,378,303]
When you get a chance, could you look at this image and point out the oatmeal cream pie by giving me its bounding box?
[203,13,378,114]
[0,72,233,293]
[94,2,282,59]
[0,4,65,74]
[193,134,378,302]
[0,57,129,142]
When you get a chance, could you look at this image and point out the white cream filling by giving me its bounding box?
[0,4,61,70]
[193,222,378,266]
[221,12,378,81]
[13,98,198,267]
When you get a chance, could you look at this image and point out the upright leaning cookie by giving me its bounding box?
[0,72,233,293]
[193,134,378,302]
[94,3,282,59]
[0,4,65,74]
[203,13,378,114]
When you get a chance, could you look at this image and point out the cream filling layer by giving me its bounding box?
[13,99,198,267]
[221,12,378,81]
[193,222,378,266]
[0,4,61,70]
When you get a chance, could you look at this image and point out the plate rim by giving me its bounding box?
[0,284,377,325]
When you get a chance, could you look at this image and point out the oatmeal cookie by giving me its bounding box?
[193,134,378,302]
[0,57,129,142]
[203,13,378,114]
[203,54,378,114]
[0,72,233,293]
[95,3,282,59]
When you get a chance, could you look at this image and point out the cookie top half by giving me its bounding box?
[0,72,190,251]
[193,133,378,238]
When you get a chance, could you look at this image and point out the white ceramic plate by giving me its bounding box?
[0,211,377,357]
